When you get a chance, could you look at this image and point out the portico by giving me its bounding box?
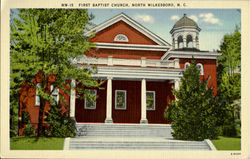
[70,56,182,124]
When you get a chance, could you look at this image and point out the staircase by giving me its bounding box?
[75,123,173,138]
[64,123,214,150]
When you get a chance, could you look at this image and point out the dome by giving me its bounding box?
[172,14,199,29]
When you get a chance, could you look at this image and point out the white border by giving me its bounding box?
[84,89,97,110]
[115,90,127,110]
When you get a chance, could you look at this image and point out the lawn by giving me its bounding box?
[10,137,65,150]
[211,136,241,150]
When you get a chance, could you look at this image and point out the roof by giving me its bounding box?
[170,14,201,33]
[85,13,171,46]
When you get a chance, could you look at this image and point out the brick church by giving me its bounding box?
[18,13,221,135]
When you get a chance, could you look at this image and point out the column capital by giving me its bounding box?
[107,76,113,80]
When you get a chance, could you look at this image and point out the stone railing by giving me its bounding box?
[75,56,180,68]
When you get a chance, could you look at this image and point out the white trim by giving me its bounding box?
[114,34,129,42]
[77,56,176,68]
[115,90,127,110]
[85,13,171,46]
[161,50,222,60]
[70,79,76,118]
[35,83,41,106]
[50,85,59,104]
[196,63,204,75]
[205,139,217,150]
[95,42,170,51]
[84,89,97,110]
[90,66,183,80]
[63,137,70,150]
[146,91,155,111]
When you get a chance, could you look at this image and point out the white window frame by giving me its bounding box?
[84,89,97,110]
[50,85,59,104]
[35,83,41,106]
[115,90,127,110]
[114,34,129,42]
[196,63,204,75]
[146,91,156,111]
[184,62,190,69]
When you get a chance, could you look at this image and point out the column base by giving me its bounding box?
[105,118,113,123]
[140,119,148,124]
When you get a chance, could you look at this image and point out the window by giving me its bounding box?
[146,91,155,110]
[114,34,129,42]
[84,89,97,109]
[184,62,190,69]
[115,90,126,110]
[50,85,59,104]
[196,63,204,75]
[35,83,40,106]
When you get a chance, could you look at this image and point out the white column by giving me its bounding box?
[70,79,76,119]
[174,79,180,91]
[193,39,196,48]
[174,40,178,49]
[183,38,187,48]
[105,77,113,123]
[140,78,148,124]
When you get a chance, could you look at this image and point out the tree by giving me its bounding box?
[10,9,100,137]
[216,26,241,137]
[165,60,219,141]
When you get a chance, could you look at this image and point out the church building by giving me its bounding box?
[18,13,221,135]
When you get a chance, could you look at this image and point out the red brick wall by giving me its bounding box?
[87,48,166,60]
[179,58,218,95]
[89,20,158,45]
[75,80,173,124]
[18,72,70,136]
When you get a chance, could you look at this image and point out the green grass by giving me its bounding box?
[212,136,241,150]
[10,136,65,150]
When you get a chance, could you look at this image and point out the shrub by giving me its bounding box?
[23,122,35,136]
[165,60,220,141]
[45,104,76,137]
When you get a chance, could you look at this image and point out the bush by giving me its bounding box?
[45,104,76,137]
[165,60,220,141]
[23,122,35,136]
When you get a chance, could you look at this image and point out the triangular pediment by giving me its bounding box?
[85,13,171,46]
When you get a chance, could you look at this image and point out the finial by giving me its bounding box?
[184,13,187,17]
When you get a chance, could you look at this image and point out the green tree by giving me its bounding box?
[165,61,219,141]
[10,9,100,137]
[216,26,241,137]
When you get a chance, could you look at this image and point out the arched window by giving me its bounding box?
[184,62,190,69]
[186,35,193,48]
[196,63,204,75]
[114,34,129,42]
[177,36,183,49]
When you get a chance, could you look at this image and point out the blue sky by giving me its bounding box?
[88,9,241,51]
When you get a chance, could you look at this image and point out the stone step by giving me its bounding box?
[69,141,210,150]
[75,123,172,137]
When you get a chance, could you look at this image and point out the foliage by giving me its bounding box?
[23,122,35,137]
[45,103,76,137]
[10,136,64,150]
[165,60,220,141]
[10,9,101,136]
[21,111,30,124]
[217,26,241,137]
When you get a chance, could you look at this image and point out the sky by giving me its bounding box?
[88,9,241,51]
